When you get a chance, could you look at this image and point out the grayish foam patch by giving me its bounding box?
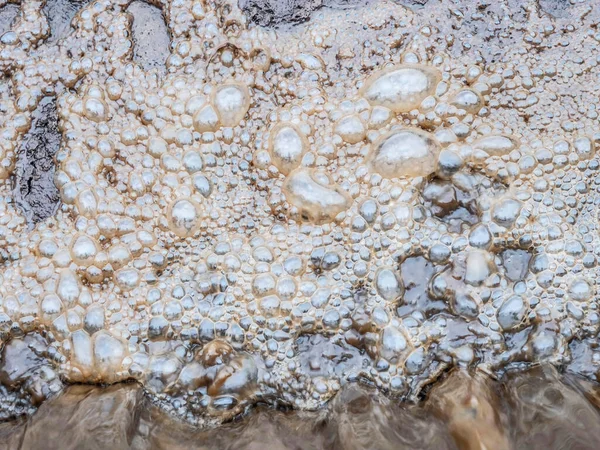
[0,4,18,36]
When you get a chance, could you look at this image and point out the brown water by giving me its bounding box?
[2,367,600,449]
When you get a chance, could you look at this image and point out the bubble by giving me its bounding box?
[183,151,204,173]
[75,189,98,218]
[115,268,140,291]
[368,106,392,130]
[464,250,495,286]
[437,149,463,178]
[84,306,105,334]
[192,173,211,197]
[283,168,351,223]
[451,293,479,319]
[71,331,94,378]
[83,97,108,122]
[70,234,98,266]
[93,332,126,381]
[40,295,63,322]
[168,199,202,237]
[491,198,522,227]
[57,270,80,305]
[148,137,168,158]
[379,326,410,363]
[259,295,281,317]
[451,88,483,113]
[468,224,492,249]
[359,198,378,223]
[252,273,276,297]
[375,267,404,302]
[573,137,595,160]
[193,104,220,133]
[211,84,250,128]
[361,65,441,113]
[334,115,366,144]
[568,279,592,302]
[497,295,527,330]
[474,135,517,157]
[369,128,441,178]
[269,124,308,175]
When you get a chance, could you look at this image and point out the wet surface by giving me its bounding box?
[538,0,571,18]
[0,4,18,36]
[2,367,600,449]
[505,368,600,449]
[239,0,374,26]
[239,0,326,26]
[126,1,170,74]
[13,96,61,225]
[43,0,91,43]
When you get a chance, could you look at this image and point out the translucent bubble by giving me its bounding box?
[269,124,308,175]
[193,104,220,133]
[497,295,526,330]
[168,199,202,237]
[334,115,366,144]
[474,135,517,157]
[211,83,250,127]
[491,198,522,227]
[451,88,483,113]
[375,267,404,302]
[283,168,351,224]
[568,279,592,302]
[369,128,441,178]
[70,234,98,266]
[83,97,108,122]
[361,65,441,113]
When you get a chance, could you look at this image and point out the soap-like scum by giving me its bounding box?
[1,0,600,424]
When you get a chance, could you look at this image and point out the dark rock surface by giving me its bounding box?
[13,96,61,226]
[127,1,170,74]
[43,0,91,43]
[239,0,374,26]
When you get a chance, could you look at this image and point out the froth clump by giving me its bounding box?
[283,168,351,223]
[360,64,441,113]
[369,128,441,178]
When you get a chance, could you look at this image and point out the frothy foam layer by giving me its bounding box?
[0,0,600,425]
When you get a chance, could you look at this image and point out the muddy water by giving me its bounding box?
[1,367,600,449]
[43,0,92,42]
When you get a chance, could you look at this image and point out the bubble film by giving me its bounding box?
[1,0,600,427]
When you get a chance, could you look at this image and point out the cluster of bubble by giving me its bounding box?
[1,0,600,423]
